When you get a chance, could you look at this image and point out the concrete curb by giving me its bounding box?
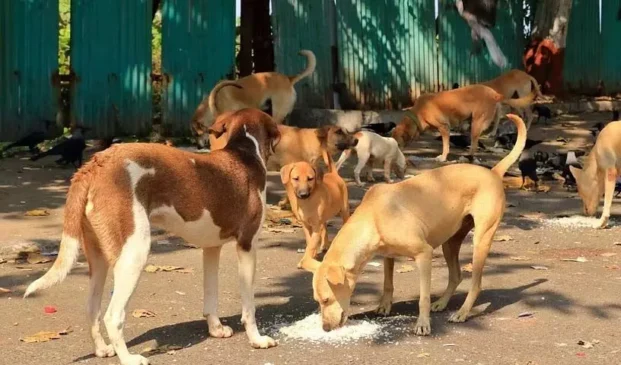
[288,100,621,128]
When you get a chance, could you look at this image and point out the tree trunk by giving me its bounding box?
[238,0,254,77]
[524,0,572,95]
[251,0,274,73]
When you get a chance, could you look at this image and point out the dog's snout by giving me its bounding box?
[297,190,310,199]
[322,323,333,332]
[351,138,359,147]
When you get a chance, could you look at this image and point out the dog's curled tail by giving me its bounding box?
[492,114,526,178]
[208,80,243,117]
[24,168,91,298]
[289,50,316,85]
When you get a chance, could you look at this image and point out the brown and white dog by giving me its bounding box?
[570,121,621,228]
[481,69,542,134]
[280,161,350,270]
[25,109,281,365]
[309,114,526,335]
[335,130,408,186]
[392,84,533,162]
[192,50,316,146]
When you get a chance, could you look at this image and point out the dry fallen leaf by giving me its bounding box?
[141,344,182,355]
[26,253,53,265]
[144,265,192,274]
[0,287,12,294]
[605,265,620,270]
[561,257,588,263]
[462,263,473,273]
[530,265,549,270]
[577,340,594,349]
[0,258,6,264]
[396,264,415,273]
[132,309,156,318]
[510,256,529,261]
[20,328,71,343]
[600,252,617,258]
[182,242,199,249]
[24,209,50,217]
[417,353,430,358]
[494,235,513,242]
[518,311,535,318]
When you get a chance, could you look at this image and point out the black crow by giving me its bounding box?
[434,134,486,150]
[1,120,54,155]
[532,104,552,125]
[362,122,397,136]
[30,126,88,168]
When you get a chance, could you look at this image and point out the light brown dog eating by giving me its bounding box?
[392,84,534,162]
[570,121,621,228]
[309,114,527,336]
[281,161,350,270]
[24,109,281,365]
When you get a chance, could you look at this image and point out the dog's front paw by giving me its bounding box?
[597,216,610,229]
[384,178,394,184]
[448,310,469,323]
[430,299,449,312]
[435,155,447,163]
[94,344,115,358]
[413,317,431,336]
[375,298,392,316]
[249,335,277,349]
[121,354,150,365]
[209,324,234,338]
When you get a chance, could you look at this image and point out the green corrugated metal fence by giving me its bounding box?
[335,0,437,109]
[599,0,621,93]
[563,0,601,93]
[71,0,152,138]
[271,0,335,108]
[0,0,58,141]
[161,0,236,136]
[438,0,526,89]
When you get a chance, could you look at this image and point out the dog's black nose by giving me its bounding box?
[351,139,359,147]
[297,191,310,199]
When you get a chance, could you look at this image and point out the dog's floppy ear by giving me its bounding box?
[326,264,345,286]
[208,117,228,139]
[280,164,295,185]
[265,119,281,152]
[316,126,330,143]
[313,165,325,182]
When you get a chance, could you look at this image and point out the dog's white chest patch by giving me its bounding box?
[149,205,230,247]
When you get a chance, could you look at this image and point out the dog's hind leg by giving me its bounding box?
[103,215,151,365]
[236,240,276,348]
[598,167,618,229]
[270,91,296,124]
[431,218,473,312]
[354,151,370,186]
[84,230,114,358]
[203,246,233,338]
[413,246,433,335]
[449,214,500,323]
[376,257,394,316]
[383,158,394,183]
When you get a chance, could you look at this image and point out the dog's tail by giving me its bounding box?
[24,166,91,298]
[492,114,526,178]
[289,50,316,85]
[502,78,541,109]
[208,80,243,117]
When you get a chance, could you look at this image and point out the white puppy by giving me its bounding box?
[336,130,407,186]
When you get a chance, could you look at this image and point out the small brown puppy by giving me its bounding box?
[570,121,621,228]
[482,69,542,133]
[192,50,316,145]
[310,114,526,336]
[281,161,350,271]
[392,84,533,162]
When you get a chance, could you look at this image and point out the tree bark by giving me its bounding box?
[524,0,572,95]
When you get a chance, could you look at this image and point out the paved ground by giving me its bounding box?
[1,112,621,365]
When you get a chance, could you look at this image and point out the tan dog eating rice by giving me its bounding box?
[309,114,527,335]
[570,121,621,228]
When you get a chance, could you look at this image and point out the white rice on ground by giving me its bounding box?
[268,313,415,345]
[542,215,617,229]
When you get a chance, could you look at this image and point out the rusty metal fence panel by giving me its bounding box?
[71,0,152,138]
[271,0,335,108]
[335,0,437,110]
[161,0,236,136]
[0,0,59,141]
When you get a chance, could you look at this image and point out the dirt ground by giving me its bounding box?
[1,112,621,365]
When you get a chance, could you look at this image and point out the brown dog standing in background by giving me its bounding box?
[192,50,316,146]
[281,160,350,271]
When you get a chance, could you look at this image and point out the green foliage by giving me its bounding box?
[59,0,70,74]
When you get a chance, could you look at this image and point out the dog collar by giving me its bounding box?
[403,110,422,131]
